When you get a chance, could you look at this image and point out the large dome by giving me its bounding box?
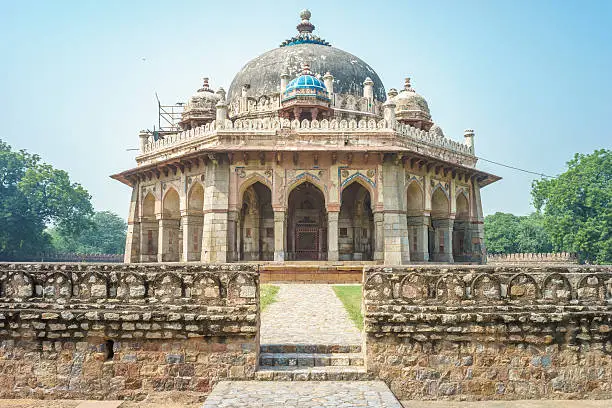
[227,11,385,106]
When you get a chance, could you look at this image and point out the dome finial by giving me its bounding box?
[198,77,212,92]
[301,62,313,76]
[297,9,315,33]
[404,77,413,92]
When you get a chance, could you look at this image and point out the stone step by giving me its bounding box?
[260,343,362,354]
[255,366,372,381]
[259,352,364,367]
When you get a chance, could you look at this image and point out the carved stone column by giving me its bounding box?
[407,215,430,262]
[327,211,339,261]
[157,218,180,262]
[181,214,203,262]
[431,218,454,263]
[373,211,384,261]
[273,210,286,261]
[139,221,158,263]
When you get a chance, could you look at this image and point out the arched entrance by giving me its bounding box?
[430,187,452,262]
[140,192,158,262]
[453,192,470,261]
[160,188,181,262]
[239,182,274,261]
[339,182,374,260]
[406,181,428,261]
[287,181,327,261]
[184,183,204,261]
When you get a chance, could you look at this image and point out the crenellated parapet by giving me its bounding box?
[487,252,578,264]
[0,263,259,340]
[139,118,475,165]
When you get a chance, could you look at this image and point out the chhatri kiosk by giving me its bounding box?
[112,10,500,272]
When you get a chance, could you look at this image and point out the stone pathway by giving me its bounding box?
[260,284,362,345]
[202,381,401,407]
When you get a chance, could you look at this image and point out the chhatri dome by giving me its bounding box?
[227,10,386,109]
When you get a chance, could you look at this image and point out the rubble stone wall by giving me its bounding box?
[364,265,612,400]
[0,263,259,400]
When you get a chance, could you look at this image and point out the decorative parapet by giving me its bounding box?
[363,265,611,342]
[364,265,612,400]
[487,252,578,264]
[0,263,259,340]
[140,118,475,164]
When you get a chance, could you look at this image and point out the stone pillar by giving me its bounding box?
[273,210,286,261]
[227,210,239,262]
[138,130,149,154]
[472,178,486,263]
[201,157,230,263]
[407,215,430,262]
[280,72,290,92]
[431,218,454,263]
[157,218,180,262]
[381,159,410,264]
[215,99,228,129]
[181,214,203,262]
[327,211,339,261]
[373,211,384,261]
[382,100,397,128]
[464,129,475,154]
[124,184,140,263]
[139,221,158,263]
[363,77,374,101]
[323,72,334,98]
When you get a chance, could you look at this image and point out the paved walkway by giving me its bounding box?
[202,381,401,407]
[260,284,363,345]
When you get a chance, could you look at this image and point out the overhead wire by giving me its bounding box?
[476,156,557,179]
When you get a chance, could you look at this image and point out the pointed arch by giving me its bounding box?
[406,180,424,216]
[431,186,450,219]
[239,181,274,261]
[162,187,180,218]
[455,190,470,220]
[340,175,376,210]
[287,181,328,260]
[142,191,156,219]
[187,182,205,212]
[285,174,328,208]
[238,173,272,206]
[339,181,374,260]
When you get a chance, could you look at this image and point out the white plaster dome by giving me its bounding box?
[179,78,222,129]
[393,78,430,117]
[226,10,386,107]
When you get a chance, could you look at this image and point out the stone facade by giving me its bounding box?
[0,263,259,399]
[363,265,612,400]
[112,10,500,266]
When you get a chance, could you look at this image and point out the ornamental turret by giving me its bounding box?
[179,77,221,130]
[391,78,433,131]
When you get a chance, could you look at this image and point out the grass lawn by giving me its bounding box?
[260,284,280,312]
[332,285,363,330]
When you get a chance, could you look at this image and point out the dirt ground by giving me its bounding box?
[0,392,204,408]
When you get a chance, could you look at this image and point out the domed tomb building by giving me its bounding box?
[112,10,500,265]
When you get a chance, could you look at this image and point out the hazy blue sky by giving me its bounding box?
[1,0,610,219]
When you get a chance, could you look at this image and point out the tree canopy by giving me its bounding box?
[0,139,94,259]
[49,211,127,255]
[532,149,611,264]
[484,212,552,254]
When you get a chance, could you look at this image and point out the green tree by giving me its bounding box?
[484,212,553,254]
[532,149,611,264]
[0,139,93,260]
[515,212,553,253]
[484,212,521,254]
[49,211,127,254]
